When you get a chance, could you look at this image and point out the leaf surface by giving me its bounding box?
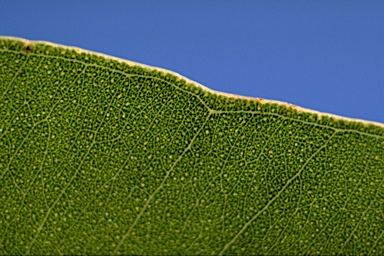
[0,37,383,255]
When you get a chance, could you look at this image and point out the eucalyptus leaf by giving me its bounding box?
[1,37,383,255]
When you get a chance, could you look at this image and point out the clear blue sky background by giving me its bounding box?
[1,1,383,123]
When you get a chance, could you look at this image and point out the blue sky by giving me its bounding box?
[1,1,383,123]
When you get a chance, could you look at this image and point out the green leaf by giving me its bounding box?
[1,37,383,255]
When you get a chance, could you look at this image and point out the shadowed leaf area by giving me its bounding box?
[0,37,383,255]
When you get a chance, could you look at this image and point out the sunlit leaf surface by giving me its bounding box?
[1,37,383,255]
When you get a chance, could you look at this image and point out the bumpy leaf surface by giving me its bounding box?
[0,37,383,255]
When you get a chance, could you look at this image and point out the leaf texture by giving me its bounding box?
[0,37,383,255]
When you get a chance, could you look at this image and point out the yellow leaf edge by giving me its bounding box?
[1,36,383,137]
